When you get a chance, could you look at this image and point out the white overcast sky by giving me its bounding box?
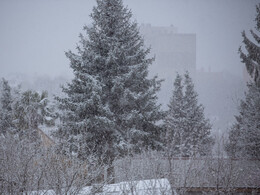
[0,0,258,78]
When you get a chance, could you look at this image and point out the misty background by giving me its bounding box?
[0,0,258,133]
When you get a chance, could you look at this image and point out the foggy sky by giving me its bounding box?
[0,0,258,78]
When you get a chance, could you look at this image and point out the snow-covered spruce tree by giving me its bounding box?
[55,75,115,162]
[13,90,56,140]
[56,0,163,165]
[164,73,185,157]
[239,3,260,87]
[226,83,260,159]
[0,78,14,135]
[183,72,213,157]
[226,5,260,159]
[165,72,213,157]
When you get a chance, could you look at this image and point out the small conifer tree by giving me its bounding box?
[165,72,213,157]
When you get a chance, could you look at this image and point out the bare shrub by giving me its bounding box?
[0,133,107,195]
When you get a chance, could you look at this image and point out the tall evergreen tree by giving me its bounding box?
[0,79,14,135]
[226,4,260,159]
[239,4,260,87]
[56,0,163,164]
[165,72,213,157]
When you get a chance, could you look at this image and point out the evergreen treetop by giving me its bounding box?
[239,3,260,86]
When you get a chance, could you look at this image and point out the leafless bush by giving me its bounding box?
[203,134,260,194]
[0,133,107,195]
[0,133,43,194]
[114,147,259,195]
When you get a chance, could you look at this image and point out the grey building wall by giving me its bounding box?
[140,24,196,109]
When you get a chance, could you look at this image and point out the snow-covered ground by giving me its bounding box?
[27,178,177,195]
